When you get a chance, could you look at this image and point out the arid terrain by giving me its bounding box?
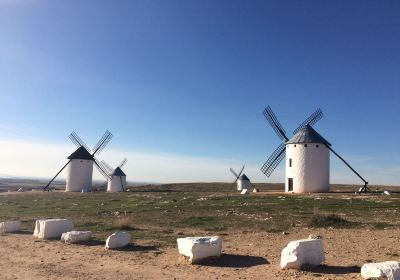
[1,180,399,279]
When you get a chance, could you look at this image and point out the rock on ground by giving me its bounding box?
[280,238,325,269]
[0,221,21,233]
[361,261,400,280]
[61,231,92,244]
[105,231,131,249]
[33,219,74,239]
[177,236,222,263]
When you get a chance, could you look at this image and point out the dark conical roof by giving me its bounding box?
[112,166,126,177]
[286,125,331,146]
[67,146,94,160]
[239,174,250,181]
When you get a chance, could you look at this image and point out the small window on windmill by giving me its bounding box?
[316,144,319,148]
[289,158,292,167]
[304,144,307,147]
[294,144,296,147]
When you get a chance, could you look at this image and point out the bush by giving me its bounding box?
[308,214,354,228]
[113,217,136,230]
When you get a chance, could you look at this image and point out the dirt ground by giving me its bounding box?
[1,227,400,280]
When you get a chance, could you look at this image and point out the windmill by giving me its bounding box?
[230,165,257,192]
[98,158,128,192]
[261,106,368,193]
[43,130,113,192]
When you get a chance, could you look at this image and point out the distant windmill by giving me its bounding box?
[230,165,256,191]
[99,159,128,192]
[261,106,368,193]
[43,131,113,192]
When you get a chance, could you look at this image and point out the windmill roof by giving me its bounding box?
[286,125,331,146]
[67,146,94,160]
[112,167,126,176]
[239,174,250,181]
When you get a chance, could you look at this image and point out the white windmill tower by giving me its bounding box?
[230,165,256,192]
[43,131,113,192]
[99,159,128,192]
[261,106,368,193]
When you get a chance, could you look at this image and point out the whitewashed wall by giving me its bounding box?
[285,143,330,193]
[107,176,126,192]
[66,159,93,192]
[237,179,250,191]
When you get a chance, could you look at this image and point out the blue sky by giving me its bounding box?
[0,0,399,184]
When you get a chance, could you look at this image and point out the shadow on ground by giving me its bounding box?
[196,254,269,268]
[14,230,33,235]
[304,265,361,275]
[111,244,159,252]
[76,239,105,246]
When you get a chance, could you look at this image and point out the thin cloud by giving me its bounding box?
[0,139,397,185]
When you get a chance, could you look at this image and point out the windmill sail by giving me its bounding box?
[101,160,114,174]
[119,158,128,168]
[261,106,323,178]
[292,108,323,135]
[69,131,91,152]
[92,130,113,155]
[261,143,286,177]
[94,157,112,180]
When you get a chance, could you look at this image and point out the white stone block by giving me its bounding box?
[281,238,325,269]
[33,219,74,239]
[61,231,92,244]
[0,221,21,233]
[177,236,222,263]
[105,231,131,249]
[361,261,400,280]
[240,189,249,195]
[383,190,392,196]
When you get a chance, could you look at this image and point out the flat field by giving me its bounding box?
[1,182,400,279]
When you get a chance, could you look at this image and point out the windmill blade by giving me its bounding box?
[292,108,323,135]
[43,160,71,191]
[263,106,289,141]
[118,158,128,168]
[101,160,114,174]
[94,157,112,180]
[229,168,239,178]
[229,168,239,184]
[92,130,113,155]
[261,143,286,177]
[69,131,91,152]
[237,165,245,177]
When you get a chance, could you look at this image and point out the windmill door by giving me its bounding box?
[288,178,293,191]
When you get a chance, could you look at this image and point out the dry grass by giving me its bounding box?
[113,216,136,230]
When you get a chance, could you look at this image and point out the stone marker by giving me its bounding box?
[33,219,74,239]
[383,190,392,196]
[177,236,222,263]
[361,261,400,280]
[0,221,21,233]
[281,237,325,269]
[61,231,92,244]
[105,231,131,249]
